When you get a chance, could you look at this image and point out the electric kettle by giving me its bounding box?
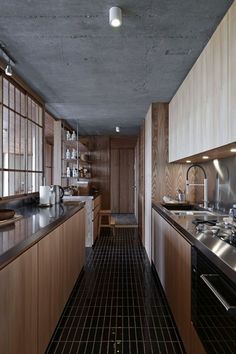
[51,185,64,203]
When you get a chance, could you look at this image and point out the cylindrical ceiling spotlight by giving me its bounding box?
[115,126,120,133]
[109,7,122,27]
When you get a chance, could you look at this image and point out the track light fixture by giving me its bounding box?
[109,7,122,27]
[0,43,15,77]
[5,62,13,76]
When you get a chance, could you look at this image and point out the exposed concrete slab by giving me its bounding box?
[0,0,233,134]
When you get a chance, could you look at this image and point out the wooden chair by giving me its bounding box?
[98,210,115,237]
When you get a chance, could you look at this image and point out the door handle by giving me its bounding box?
[200,274,236,315]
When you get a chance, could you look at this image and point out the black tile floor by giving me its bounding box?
[46,228,185,354]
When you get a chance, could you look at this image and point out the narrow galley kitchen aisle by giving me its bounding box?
[46,229,185,354]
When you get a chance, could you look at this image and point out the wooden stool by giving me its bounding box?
[98,210,115,237]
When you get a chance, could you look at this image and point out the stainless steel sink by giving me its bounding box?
[162,203,227,217]
[170,210,215,216]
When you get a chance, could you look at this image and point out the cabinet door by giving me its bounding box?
[228,1,236,142]
[152,210,191,353]
[38,208,85,353]
[169,11,229,162]
[92,196,101,242]
[38,225,64,354]
[0,246,38,354]
[164,220,191,353]
[63,209,85,298]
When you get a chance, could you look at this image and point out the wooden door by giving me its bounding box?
[111,148,135,213]
[119,149,134,213]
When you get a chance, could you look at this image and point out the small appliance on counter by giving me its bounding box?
[51,185,64,203]
[39,185,51,206]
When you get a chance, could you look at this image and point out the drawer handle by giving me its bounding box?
[200,274,236,315]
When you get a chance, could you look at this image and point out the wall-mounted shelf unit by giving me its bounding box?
[61,123,92,188]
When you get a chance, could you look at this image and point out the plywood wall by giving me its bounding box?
[90,136,110,210]
[151,103,196,204]
[138,122,145,244]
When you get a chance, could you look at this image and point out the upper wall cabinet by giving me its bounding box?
[169,9,231,162]
[229,1,236,140]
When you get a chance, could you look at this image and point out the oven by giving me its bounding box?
[191,247,236,354]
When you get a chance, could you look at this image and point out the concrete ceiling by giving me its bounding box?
[0,0,233,135]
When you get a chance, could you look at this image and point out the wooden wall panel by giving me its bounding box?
[91,136,110,209]
[110,136,137,149]
[110,148,120,213]
[138,123,145,244]
[152,103,196,204]
[134,140,139,220]
[119,149,134,213]
[145,106,153,260]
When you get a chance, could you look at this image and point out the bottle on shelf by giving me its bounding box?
[72,167,78,178]
[66,149,71,159]
[66,167,71,178]
[71,130,77,141]
[66,130,71,141]
[71,148,77,159]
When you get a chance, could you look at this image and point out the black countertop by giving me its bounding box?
[152,202,236,284]
[0,202,84,270]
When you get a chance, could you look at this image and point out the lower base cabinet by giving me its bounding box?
[92,195,101,242]
[0,207,85,354]
[152,209,205,354]
[0,245,38,354]
[38,208,85,353]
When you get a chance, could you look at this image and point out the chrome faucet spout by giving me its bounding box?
[186,164,208,209]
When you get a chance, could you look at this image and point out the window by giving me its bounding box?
[0,74,43,197]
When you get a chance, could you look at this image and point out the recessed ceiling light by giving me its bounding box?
[109,7,122,27]
[202,156,209,159]
[186,160,192,163]
[115,126,120,133]
[230,148,236,152]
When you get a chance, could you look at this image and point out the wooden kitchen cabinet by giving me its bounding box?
[38,208,85,353]
[63,208,85,298]
[93,195,101,242]
[38,225,64,354]
[152,209,191,353]
[169,9,229,162]
[228,0,236,142]
[0,246,38,354]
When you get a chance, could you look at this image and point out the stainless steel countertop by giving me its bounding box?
[0,202,84,270]
[152,202,236,284]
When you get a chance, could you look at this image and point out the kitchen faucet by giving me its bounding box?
[186,164,208,209]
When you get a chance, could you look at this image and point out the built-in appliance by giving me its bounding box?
[194,220,236,248]
[192,247,236,354]
[51,185,64,203]
[39,185,51,205]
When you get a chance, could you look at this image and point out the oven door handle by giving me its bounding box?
[200,274,236,315]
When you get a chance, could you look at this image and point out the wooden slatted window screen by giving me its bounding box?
[0,74,43,197]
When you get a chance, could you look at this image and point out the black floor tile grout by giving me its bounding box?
[46,228,186,354]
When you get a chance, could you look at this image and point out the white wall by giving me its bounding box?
[144,105,152,261]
